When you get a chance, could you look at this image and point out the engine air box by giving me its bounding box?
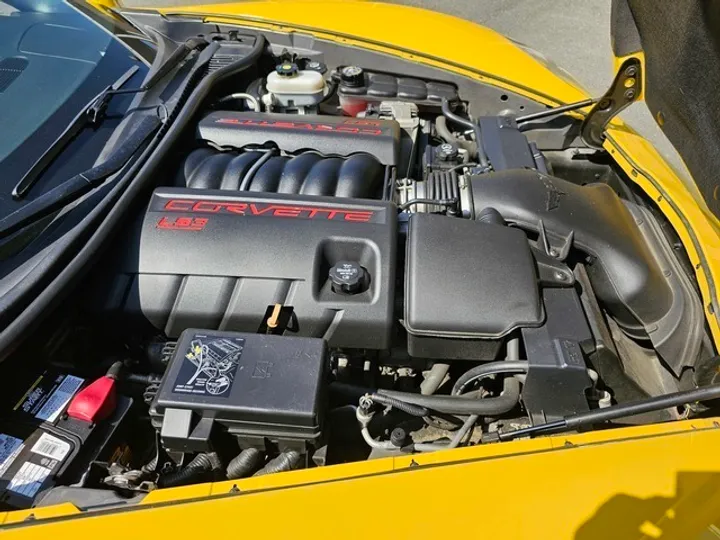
[404,214,543,360]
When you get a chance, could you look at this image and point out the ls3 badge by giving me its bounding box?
[156,216,208,231]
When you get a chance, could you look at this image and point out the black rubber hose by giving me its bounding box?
[157,452,221,488]
[435,116,477,155]
[399,198,458,212]
[226,448,262,479]
[105,361,124,380]
[370,393,430,417]
[378,377,521,416]
[319,80,338,105]
[452,361,529,396]
[253,451,301,476]
[239,149,275,191]
[125,373,162,385]
[441,99,490,170]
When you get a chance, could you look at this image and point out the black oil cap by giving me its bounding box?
[329,261,368,295]
[340,66,365,88]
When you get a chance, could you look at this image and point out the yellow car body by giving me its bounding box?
[4,2,720,538]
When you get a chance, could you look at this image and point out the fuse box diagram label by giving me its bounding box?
[172,335,244,398]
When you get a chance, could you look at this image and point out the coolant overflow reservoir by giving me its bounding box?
[266,62,327,109]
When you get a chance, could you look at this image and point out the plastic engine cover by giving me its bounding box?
[197,111,400,166]
[99,188,396,349]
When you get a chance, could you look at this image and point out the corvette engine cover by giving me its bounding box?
[196,110,401,165]
[98,188,397,349]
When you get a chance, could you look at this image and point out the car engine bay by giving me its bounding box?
[0,27,717,510]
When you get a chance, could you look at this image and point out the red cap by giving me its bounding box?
[66,376,117,423]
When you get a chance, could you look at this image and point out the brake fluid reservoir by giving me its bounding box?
[266,62,326,109]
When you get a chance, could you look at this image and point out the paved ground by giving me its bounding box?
[121,0,685,172]
[390,0,684,173]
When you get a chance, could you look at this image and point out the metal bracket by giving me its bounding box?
[581,57,642,148]
[533,220,575,287]
[532,247,575,288]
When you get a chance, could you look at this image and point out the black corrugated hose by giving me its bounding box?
[370,393,430,417]
[226,448,263,479]
[253,451,301,476]
[157,452,222,488]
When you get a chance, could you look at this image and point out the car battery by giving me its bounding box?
[0,368,132,509]
[149,329,327,453]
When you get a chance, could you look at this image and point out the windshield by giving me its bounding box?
[0,1,114,161]
[0,0,149,212]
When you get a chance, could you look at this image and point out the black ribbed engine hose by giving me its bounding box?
[157,452,222,488]
[370,393,430,417]
[226,448,262,479]
[253,451,301,476]
[378,377,521,416]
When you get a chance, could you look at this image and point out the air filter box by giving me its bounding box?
[150,330,327,453]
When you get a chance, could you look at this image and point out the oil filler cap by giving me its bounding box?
[329,261,368,295]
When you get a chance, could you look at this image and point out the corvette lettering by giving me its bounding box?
[161,199,377,223]
[215,117,384,136]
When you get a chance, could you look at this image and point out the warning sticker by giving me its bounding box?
[31,433,70,462]
[8,462,52,498]
[35,375,84,422]
[173,335,244,398]
[0,434,23,477]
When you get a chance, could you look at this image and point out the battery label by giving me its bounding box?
[8,462,52,498]
[14,372,84,423]
[0,429,74,505]
[35,375,84,422]
[0,434,23,476]
[172,334,244,397]
[31,433,70,461]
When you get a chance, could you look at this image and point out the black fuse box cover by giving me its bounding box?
[150,330,327,453]
[404,214,543,360]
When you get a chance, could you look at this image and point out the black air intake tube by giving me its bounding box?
[467,169,703,375]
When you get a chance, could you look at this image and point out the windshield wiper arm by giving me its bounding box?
[13,35,211,201]
[12,65,140,200]
[0,114,161,240]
